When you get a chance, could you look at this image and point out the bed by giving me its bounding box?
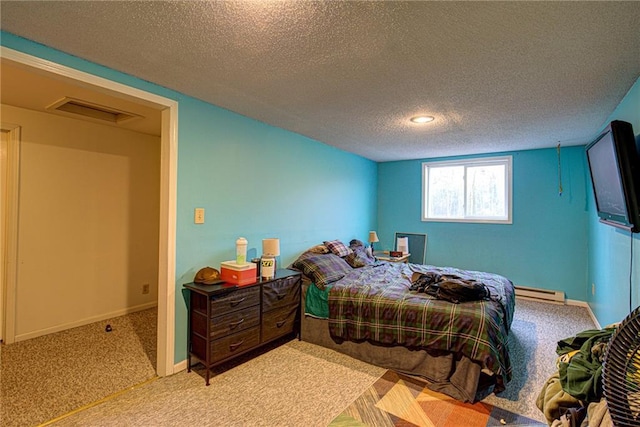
[291,239,516,403]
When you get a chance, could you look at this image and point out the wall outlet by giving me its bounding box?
[142,283,150,294]
[592,283,596,296]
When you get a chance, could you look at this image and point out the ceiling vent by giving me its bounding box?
[46,97,142,124]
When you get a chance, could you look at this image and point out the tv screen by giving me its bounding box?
[586,120,639,232]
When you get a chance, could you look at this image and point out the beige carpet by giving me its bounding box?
[51,339,386,427]
[1,299,598,426]
[0,308,157,427]
[481,299,596,422]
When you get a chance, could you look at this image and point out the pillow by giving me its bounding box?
[323,239,352,258]
[292,253,352,290]
[306,244,330,254]
[349,239,366,249]
[345,246,376,268]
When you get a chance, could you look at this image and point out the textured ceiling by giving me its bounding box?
[1,1,639,162]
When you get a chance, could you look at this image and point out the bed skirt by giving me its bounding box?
[300,282,496,403]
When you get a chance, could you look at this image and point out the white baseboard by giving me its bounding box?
[173,359,188,374]
[566,299,601,329]
[15,301,158,342]
[515,295,564,305]
[514,285,565,303]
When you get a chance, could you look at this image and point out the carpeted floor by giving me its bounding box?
[329,370,545,427]
[50,339,386,427]
[481,299,596,421]
[0,307,158,427]
[0,298,598,426]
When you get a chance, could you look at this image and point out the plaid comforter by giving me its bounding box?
[328,262,515,392]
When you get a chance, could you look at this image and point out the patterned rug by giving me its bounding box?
[329,371,545,427]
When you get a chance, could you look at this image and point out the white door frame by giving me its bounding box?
[0,123,21,344]
[0,47,178,377]
[0,129,4,343]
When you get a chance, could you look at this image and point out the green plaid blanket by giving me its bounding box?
[328,262,515,392]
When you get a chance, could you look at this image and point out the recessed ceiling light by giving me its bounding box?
[410,115,434,124]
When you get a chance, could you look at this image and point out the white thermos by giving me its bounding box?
[236,237,248,265]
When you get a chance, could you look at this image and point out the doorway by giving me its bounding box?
[0,47,177,377]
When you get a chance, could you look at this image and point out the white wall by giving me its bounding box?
[1,104,160,341]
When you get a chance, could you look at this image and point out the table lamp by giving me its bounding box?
[368,231,379,252]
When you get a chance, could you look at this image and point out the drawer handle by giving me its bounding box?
[229,297,246,307]
[229,339,245,351]
[276,320,287,328]
[228,318,245,329]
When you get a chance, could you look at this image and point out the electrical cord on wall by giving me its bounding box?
[631,232,635,313]
[557,143,563,196]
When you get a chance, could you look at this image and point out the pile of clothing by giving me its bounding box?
[409,271,491,304]
[537,327,617,427]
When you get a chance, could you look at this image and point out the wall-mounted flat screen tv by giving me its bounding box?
[586,120,639,232]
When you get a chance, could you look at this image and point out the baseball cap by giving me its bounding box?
[194,267,221,285]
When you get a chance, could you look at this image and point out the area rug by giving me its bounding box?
[329,370,545,427]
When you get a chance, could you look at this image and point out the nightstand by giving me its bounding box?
[374,251,411,263]
[184,269,301,385]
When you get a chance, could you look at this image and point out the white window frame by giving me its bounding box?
[422,155,513,224]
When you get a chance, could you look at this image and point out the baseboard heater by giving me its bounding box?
[514,285,565,303]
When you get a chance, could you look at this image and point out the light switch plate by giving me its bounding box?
[194,208,205,224]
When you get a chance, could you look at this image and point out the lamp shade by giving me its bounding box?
[262,238,280,257]
[368,231,379,243]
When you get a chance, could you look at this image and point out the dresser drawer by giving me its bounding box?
[210,286,260,316]
[210,326,261,363]
[191,305,260,340]
[262,304,297,343]
[212,306,259,339]
[263,275,300,311]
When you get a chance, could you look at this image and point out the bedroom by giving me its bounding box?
[1,1,639,426]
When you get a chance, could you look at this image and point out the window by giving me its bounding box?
[422,156,512,224]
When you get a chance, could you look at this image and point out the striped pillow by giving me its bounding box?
[323,240,352,258]
[292,253,352,290]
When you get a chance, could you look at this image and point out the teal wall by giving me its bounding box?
[4,29,638,357]
[1,32,377,363]
[378,147,589,300]
[586,77,640,327]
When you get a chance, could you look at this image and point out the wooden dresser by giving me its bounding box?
[183,269,301,385]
